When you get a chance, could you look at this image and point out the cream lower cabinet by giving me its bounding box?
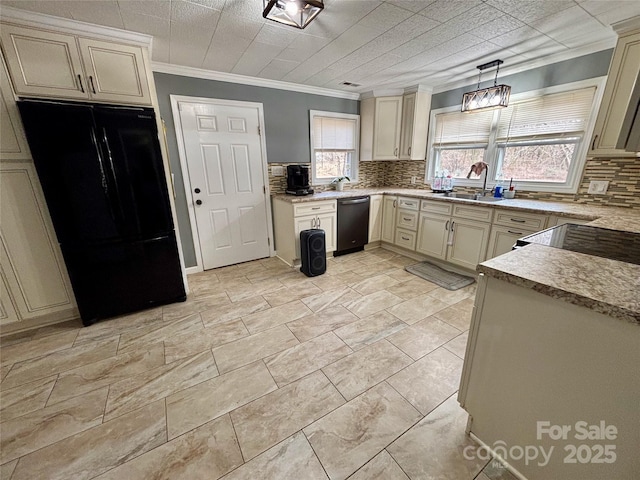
[417,201,492,270]
[0,23,151,105]
[368,194,383,242]
[272,198,336,266]
[0,162,76,330]
[394,196,419,251]
[486,209,549,259]
[381,195,397,243]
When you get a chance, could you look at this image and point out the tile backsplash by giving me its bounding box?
[269,157,640,208]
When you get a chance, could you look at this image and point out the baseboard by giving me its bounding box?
[469,431,529,480]
[185,265,202,275]
[1,308,80,337]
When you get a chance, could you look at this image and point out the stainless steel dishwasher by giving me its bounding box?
[335,196,370,256]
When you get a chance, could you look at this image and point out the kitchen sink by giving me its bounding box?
[435,192,503,202]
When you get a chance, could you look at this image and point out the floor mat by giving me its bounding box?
[405,261,475,291]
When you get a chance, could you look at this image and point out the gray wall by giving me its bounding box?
[153,72,359,267]
[431,49,613,110]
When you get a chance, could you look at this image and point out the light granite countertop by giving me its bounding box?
[274,188,640,323]
[272,188,639,224]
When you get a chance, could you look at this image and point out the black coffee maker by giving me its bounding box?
[285,165,314,196]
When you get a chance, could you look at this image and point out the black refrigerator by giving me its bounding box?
[18,100,186,326]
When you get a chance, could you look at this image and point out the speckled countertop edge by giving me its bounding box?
[478,244,640,324]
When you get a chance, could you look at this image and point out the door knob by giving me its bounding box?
[196,200,202,205]
[194,188,201,194]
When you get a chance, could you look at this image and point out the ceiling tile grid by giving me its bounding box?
[1,0,638,93]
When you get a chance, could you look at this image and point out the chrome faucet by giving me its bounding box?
[467,162,489,200]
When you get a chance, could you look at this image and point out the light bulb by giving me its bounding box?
[285,1,299,15]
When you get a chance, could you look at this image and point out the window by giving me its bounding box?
[427,81,602,193]
[310,110,359,184]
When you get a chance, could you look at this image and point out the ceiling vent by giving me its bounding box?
[340,82,362,87]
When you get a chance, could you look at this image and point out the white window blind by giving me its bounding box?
[433,109,495,146]
[496,87,596,141]
[313,116,357,150]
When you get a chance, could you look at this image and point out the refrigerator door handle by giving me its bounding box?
[90,127,109,194]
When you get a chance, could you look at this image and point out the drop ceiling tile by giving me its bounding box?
[223,0,265,18]
[419,0,484,23]
[187,0,227,10]
[356,2,414,32]
[254,23,301,47]
[170,22,214,67]
[589,2,640,25]
[490,25,563,55]
[150,36,170,63]
[486,0,575,24]
[117,0,171,19]
[171,0,221,31]
[202,37,249,72]
[385,1,438,14]
[444,4,509,35]
[215,11,264,42]
[579,0,640,19]
[303,0,382,38]
[68,0,125,29]
[2,0,72,18]
[232,41,284,76]
[468,15,525,41]
[258,58,300,80]
[121,11,171,38]
[530,5,613,46]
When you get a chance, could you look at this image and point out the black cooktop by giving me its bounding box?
[516,224,640,265]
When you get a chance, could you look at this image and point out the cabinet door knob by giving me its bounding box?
[76,74,85,93]
[408,146,411,156]
[394,147,398,157]
[89,76,97,94]
[317,216,321,228]
[196,199,202,205]
[591,134,598,151]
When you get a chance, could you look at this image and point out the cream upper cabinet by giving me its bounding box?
[77,38,151,104]
[0,162,76,325]
[368,195,383,243]
[0,24,87,100]
[361,96,402,161]
[0,23,152,105]
[589,23,640,157]
[0,54,30,160]
[373,96,403,160]
[399,91,431,160]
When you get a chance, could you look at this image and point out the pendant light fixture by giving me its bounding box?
[461,59,511,112]
[262,0,324,29]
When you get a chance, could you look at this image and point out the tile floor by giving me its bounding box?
[0,248,516,480]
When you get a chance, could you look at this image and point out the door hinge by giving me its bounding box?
[258,126,261,136]
[263,185,267,194]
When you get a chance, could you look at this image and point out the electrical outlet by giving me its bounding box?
[587,180,609,194]
[271,166,285,177]
[411,176,417,184]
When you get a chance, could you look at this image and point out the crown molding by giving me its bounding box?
[0,6,152,46]
[152,62,360,101]
[430,39,616,95]
[404,84,433,94]
[612,15,640,35]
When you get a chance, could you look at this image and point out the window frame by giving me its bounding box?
[309,110,360,185]
[425,78,606,193]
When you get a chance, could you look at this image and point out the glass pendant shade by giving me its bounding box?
[263,0,324,29]
[462,84,511,112]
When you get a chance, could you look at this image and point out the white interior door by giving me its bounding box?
[178,101,271,270]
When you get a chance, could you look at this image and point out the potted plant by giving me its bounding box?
[331,176,350,191]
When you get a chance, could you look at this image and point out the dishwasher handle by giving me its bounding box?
[338,197,369,205]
